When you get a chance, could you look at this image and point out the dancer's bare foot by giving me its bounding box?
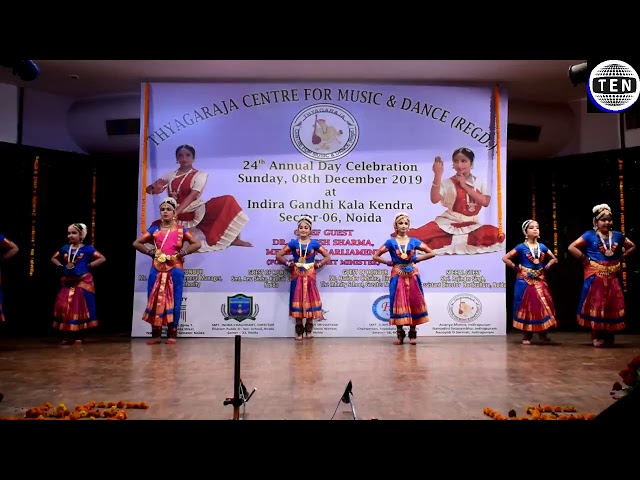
[146,338,162,345]
[231,237,253,247]
[166,338,176,345]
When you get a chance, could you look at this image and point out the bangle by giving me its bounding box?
[432,182,440,187]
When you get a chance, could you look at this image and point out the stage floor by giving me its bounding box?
[1,332,638,420]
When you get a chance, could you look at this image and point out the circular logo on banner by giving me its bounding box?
[588,60,640,113]
[372,295,390,322]
[290,103,359,162]
[447,293,482,323]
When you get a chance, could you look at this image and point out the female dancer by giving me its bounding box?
[373,212,435,345]
[403,147,505,255]
[502,219,558,345]
[51,223,106,345]
[0,232,19,323]
[132,197,201,345]
[568,204,636,347]
[275,214,331,340]
[146,144,251,252]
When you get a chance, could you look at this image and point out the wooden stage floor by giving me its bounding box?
[1,332,638,420]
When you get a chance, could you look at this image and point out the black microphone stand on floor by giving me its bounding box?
[331,380,357,420]
[223,335,257,420]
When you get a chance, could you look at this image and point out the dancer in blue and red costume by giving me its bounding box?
[51,223,106,345]
[275,214,331,340]
[0,232,19,324]
[373,212,436,345]
[0,232,18,400]
[502,219,558,345]
[568,203,636,347]
[133,197,201,345]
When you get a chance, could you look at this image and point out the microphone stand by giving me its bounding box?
[223,335,257,420]
[331,380,357,420]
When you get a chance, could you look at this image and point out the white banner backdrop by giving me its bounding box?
[131,291,506,338]
[133,81,508,337]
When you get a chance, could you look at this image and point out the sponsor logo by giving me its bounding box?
[221,294,260,322]
[290,103,359,162]
[372,295,390,322]
[180,296,187,324]
[447,293,482,323]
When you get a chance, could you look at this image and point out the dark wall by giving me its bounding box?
[0,142,139,336]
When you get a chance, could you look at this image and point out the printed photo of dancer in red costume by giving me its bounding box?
[146,144,252,252]
[397,147,505,255]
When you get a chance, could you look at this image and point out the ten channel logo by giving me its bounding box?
[587,60,639,113]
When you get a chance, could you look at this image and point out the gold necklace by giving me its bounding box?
[526,240,540,264]
[154,225,173,263]
[397,236,409,260]
[66,243,82,269]
[169,168,193,198]
[598,231,614,256]
[465,175,477,212]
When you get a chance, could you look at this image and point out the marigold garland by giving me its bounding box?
[483,405,597,420]
[0,400,151,420]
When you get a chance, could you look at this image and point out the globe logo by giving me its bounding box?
[588,60,639,113]
[372,295,390,322]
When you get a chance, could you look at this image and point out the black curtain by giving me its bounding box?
[0,142,139,337]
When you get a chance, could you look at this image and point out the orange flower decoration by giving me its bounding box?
[0,400,151,421]
[484,404,596,420]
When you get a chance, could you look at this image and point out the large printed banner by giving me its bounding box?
[133,82,508,338]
